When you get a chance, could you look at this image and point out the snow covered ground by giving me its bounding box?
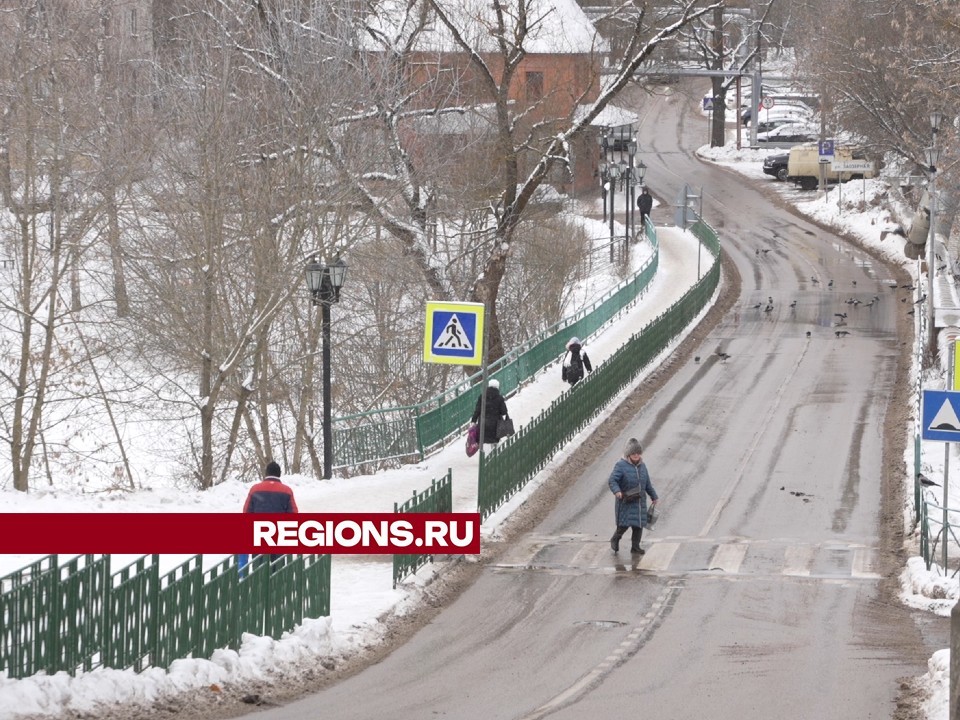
[1,143,957,720]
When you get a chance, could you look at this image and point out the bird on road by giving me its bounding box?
[716,351,731,362]
[810,276,819,284]
[834,312,847,319]
[752,302,762,309]
[789,300,797,309]
[828,279,834,288]
[835,330,851,337]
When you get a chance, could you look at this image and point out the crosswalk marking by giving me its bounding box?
[489,535,883,582]
[639,542,679,572]
[709,543,748,574]
[783,545,814,576]
[851,547,880,579]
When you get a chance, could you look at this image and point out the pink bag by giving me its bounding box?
[466,423,480,457]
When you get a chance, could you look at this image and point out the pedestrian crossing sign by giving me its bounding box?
[423,301,485,365]
[922,390,960,442]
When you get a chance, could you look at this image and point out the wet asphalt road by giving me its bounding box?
[245,82,945,720]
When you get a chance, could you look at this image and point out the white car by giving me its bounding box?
[755,122,818,144]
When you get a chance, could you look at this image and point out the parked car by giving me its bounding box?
[762,153,791,181]
[754,115,813,135]
[755,122,818,144]
[786,144,876,190]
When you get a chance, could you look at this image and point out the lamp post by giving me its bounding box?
[608,162,621,260]
[635,159,647,238]
[926,111,944,363]
[625,138,637,246]
[599,132,612,223]
[599,160,608,223]
[305,256,348,480]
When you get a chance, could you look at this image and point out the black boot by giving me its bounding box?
[630,527,643,554]
[610,529,624,552]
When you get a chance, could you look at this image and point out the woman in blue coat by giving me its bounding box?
[607,438,659,554]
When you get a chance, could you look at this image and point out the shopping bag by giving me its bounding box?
[496,415,516,439]
[466,423,480,457]
[645,504,659,528]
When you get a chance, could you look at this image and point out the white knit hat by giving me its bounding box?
[489,379,500,389]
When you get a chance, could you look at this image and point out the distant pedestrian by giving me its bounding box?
[608,438,658,554]
[637,186,653,232]
[562,337,592,387]
[471,379,509,448]
[243,460,298,571]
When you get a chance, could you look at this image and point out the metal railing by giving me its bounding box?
[920,498,960,576]
[392,470,454,588]
[0,552,331,680]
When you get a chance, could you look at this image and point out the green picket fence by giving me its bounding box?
[334,231,661,469]
[0,552,331,680]
[478,221,720,520]
[393,470,454,588]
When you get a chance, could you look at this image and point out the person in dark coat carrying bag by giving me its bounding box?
[608,438,658,554]
[562,336,592,386]
[471,378,510,448]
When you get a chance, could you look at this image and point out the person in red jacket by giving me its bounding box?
[243,461,298,514]
[243,461,297,572]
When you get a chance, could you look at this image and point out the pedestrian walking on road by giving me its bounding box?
[608,438,658,554]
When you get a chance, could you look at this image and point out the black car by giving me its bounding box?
[762,153,790,181]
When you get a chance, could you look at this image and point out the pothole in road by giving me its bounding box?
[574,620,628,629]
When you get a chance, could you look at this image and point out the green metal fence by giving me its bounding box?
[0,552,331,680]
[920,498,960,576]
[393,470,454,588]
[478,221,720,520]
[334,232,661,470]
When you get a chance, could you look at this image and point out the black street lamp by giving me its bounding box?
[305,256,348,480]
[926,110,944,365]
[625,138,637,246]
[608,162,621,261]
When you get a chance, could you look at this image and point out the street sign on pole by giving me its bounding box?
[423,301,485,365]
[922,389,960,442]
[830,160,874,173]
[818,139,835,161]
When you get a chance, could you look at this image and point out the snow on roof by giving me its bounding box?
[364,0,606,55]
[577,103,640,129]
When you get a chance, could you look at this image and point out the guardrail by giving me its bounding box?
[920,498,960,576]
[0,552,331,680]
[393,470,453,588]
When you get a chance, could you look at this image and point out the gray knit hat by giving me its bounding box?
[624,438,643,456]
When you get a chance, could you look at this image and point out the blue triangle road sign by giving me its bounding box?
[922,390,960,442]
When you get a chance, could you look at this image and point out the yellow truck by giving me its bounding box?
[786,144,876,190]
